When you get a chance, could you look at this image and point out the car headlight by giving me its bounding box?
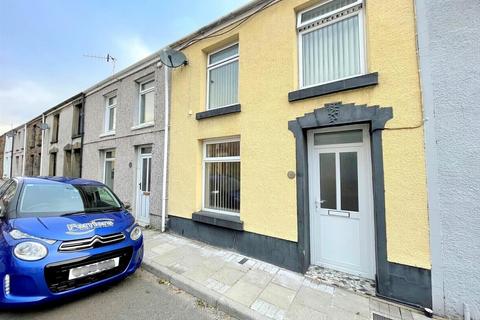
[9,229,56,245]
[14,242,48,261]
[130,226,142,241]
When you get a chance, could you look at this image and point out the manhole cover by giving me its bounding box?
[372,314,393,320]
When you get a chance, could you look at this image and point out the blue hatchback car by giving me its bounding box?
[0,177,143,307]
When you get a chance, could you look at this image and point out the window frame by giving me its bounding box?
[103,149,116,189]
[206,43,240,111]
[297,0,366,89]
[201,137,241,216]
[104,93,117,134]
[137,77,155,126]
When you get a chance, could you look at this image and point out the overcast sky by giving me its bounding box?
[0,0,250,135]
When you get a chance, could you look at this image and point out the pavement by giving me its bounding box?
[0,269,232,320]
[142,229,437,320]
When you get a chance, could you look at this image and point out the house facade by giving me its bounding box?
[167,0,431,308]
[24,116,43,177]
[416,0,480,318]
[40,93,85,178]
[11,125,26,177]
[82,57,167,229]
[2,133,13,179]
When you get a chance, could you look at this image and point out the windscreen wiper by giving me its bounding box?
[61,211,86,217]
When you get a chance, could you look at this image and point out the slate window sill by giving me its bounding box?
[196,104,241,120]
[288,73,378,102]
[192,211,244,231]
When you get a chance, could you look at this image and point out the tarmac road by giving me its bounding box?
[0,269,234,320]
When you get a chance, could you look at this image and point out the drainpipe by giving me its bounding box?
[9,132,13,178]
[40,114,45,176]
[22,124,27,176]
[160,65,169,232]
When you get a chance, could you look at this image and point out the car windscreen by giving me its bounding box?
[18,183,122,217]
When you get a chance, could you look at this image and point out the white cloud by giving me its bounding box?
[115,36,153,67]
[0,80,57,134]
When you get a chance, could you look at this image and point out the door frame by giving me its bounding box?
[307,124,376,279]
[135,146,152,225]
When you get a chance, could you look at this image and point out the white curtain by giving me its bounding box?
[302,14,360,87]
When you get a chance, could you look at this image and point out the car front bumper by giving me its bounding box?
[0,236,143,307]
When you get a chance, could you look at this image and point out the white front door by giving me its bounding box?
[308,125,376,279]
[136,146,152,225]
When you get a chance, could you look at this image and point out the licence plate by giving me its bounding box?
[68,257,120,280]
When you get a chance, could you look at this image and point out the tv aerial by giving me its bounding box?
[159,48,188,68]
[83,53,117,74]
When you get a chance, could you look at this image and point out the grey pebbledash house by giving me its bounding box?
[40,93,85,178]
[416,0,480,318]
[81,55,168,230]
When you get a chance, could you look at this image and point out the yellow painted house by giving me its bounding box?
[166,0,431,307]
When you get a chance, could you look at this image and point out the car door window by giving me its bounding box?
[1,182,17,202]
[0,181,12,198]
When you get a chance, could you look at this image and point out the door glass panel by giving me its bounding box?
[314,130,363,146]
[147,158,152,192]
[340,152,359,211]
[319,153,336,209]
[104,160,115,190]
[142,158,148,192]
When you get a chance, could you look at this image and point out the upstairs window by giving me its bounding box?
[51,114,60,143]
[298,0,365,88]
[207,43,239,110]
[72,103,84,137]
[104,95,117,133]
[203,139,240,215]
[138,78,155,125]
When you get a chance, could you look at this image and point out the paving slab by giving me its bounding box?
[142,230,442,320]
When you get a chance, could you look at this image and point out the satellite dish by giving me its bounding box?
[39,123,49,130]
[159,48,188,68]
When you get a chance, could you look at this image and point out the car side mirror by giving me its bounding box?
[124,202,132,210]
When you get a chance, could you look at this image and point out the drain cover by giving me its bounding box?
[238,258,249,265]
[372,314,393,320]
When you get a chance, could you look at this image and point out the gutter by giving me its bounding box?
[22,124,27,176]
[161,65,169,232]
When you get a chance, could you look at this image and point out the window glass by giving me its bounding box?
[301,0,357,23]
[206,141,240,158]
[204,140,240,215]
[314,130,363,145]
[108,107,116,131]
[108,96,117,106]
[319,153,336,210]
[141,147,152,154]
[209,44,238,65]
[18,183,121,217]
[302,15,360,86]
[340,152,359,211]
[141,80,154,91]
[140,90,154,123]
[208,61,239,109]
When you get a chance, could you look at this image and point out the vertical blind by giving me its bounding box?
[301,14,361,87]
[300,0,357,23]
[208,44,239,110]
[204,141,240,214]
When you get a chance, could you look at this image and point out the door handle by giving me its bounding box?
[315,199,326,209]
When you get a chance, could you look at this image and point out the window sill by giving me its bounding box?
[50,140,58,144]
[288,73,379,102]
[196,104,241,120]
[72,134,82,139]
[99,131,116,138]
[192,211,243,231]
[131,122,154,131]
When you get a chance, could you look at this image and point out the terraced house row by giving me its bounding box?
[1,0,478,318]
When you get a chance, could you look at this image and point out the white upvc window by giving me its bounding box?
[202,138,240,216]
[297,0,366,88]
[104,94,117,134]
[138,78,155,125]
[206,43,239,110]
[103,149,115,190]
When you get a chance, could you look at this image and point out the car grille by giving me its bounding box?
[45,247,133,293]
[58,233,126,252]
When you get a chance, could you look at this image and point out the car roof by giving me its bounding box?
[15,177,105,186]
